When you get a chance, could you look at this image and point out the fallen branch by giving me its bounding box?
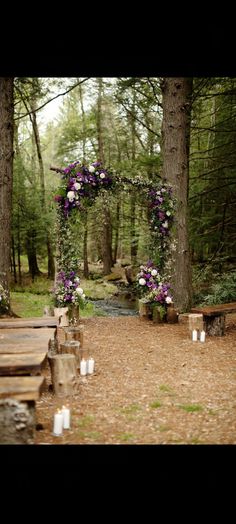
[50,165,65,174]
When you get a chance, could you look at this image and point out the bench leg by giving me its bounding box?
[205,315,225,336]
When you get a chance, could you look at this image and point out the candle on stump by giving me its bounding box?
[61,405,71,429]
[53,409,63,436]
[87,357,95,374]
[192,329,198,341]
[80,358,87,376]
[200,330,206,342]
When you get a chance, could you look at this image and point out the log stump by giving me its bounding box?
[59,341,81,368]
[205,315,225,336]
[166,305,179,323]
[48,353,78,397]
[64,325,84,348]
[0,398,36,444]
[139,300,152,320]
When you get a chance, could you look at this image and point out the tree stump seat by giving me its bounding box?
[191,302,236,336]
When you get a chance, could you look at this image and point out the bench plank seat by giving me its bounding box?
[0,376,45,401]
[0,352,47,376]
[191,302,236,317]
[0,317,58,329]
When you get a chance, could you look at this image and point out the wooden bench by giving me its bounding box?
[191,302,236,336]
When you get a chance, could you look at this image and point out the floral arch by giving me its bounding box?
[51,160,175,314]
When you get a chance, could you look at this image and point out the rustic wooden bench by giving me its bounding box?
[191,302,236,336]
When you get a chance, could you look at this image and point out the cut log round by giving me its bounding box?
[48,353,78,397]
[0,398,35,444]
[166,306,179,323]
[64,325,84,348]
[59,341,80,368]
[205,315,225,336]
[139,300,152,320]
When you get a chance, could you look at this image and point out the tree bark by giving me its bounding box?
[96,78,113,275]
[48,353,78,397]
[0,78,14,314]
[161,77,193,312]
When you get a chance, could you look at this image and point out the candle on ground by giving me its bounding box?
[80,358,87,376]
[200,330,206,342]
[192,329,198,341]
[53,410,63,436]
[61,405,70,429]
[87,357,95,374]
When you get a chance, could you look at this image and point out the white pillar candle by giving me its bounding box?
[192,329,198,341]
[53,410,63,436]
[87,357,95,374]
[200,330,206,342]
[80,358,87,376]
[61,406,70,429]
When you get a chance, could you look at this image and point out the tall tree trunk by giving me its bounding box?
[130,89,139,265]
[0,78,14,315]
[161,77,193,312]
[96,78,113,275]
[30,85,55,279]
[26,230,41,281]
[113,201,120,265]
[79,83,89,278]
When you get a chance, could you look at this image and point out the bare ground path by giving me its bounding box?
[34,314,236,444]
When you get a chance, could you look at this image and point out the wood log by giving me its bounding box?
[166,306,179,323]
[205,315,225,336]
[64,325,84,348]
[0,398,36,444]
[48,353,78,397]
[59,341,80,368]
[188,314,204,334]
[139,300,152,320]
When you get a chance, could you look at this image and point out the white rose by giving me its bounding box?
[151,269,158,276]
[88,165,95,173]
[76,287,84,295]
[166,210,171,216]
[99,173,106,179]
[139,278,146,286]
[163,220,168,228]
[165,296,172,304]
[74,182,81,190]
[67,191,75,202]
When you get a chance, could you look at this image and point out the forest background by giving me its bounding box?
[0,77,236,317]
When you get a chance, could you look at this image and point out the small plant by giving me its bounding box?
[178,403,203,413]
[199,271,236,306]
[150,401,162,409]
[118,432,135,442]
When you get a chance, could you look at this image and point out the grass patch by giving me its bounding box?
[120,404,141,415]
[11,292,51,317]
[81,279,118,300]
[77,415,95,428]
[118,432,136,442]
[159,384,175,394]
[159,425,170,432]
[150,401,162,409]
[178,403,204,413]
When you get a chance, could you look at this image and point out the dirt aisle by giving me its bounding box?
[35,315,236,444]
